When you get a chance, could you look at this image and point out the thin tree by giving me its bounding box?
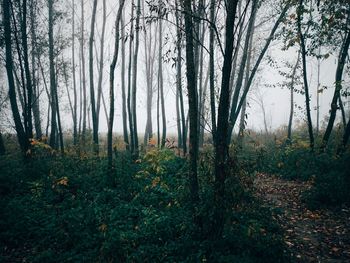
[297,0,314,150]
[89,0,99,154]
[108,0,126,171]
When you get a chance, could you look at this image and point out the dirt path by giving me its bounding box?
[254,173,350,263]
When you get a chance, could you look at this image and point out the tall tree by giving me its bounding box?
[121,8,129,150]
[132,0,141,156]
[108,0,126,171]
[183,0,200,205]
[89,0,99,154]
[175,0,187,154]
[297,0,314,150]
[48,0,58,149]
[212,0,239,237]
[2,0,29,153]
[80,0,87,142]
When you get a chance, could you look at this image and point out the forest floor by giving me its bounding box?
[254,173,350,263]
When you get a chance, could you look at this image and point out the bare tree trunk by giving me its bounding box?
[183,0,200,210]
[121,8,129,150]
[297,0,314,150]
[127,0,135,153]
[209,0,216,145]
[316,47,321,135]
[96,0,106,122]
[175,0,186,155]
[80,0,87,143]
[287,52,300,141]
[2,0,29,153]
[71,0,78,145]
[21,0,33,139]
[48,0,58,149]
[108,0,125,171]
[30,0,42,139]
[89,0,99,154]
[158,3,166,148]
[143,10,156,147]
[213,0,239,238]
[132,0,141,156]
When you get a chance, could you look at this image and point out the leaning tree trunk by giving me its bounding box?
[108,0,125,172]
[322,26,350,149]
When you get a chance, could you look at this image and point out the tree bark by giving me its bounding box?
[48,0,58,149]
[121,9,129,150]
[132,0,141,156]
[89,0,99,154]
[287,51,301,141]
[71,0,78,145]
[175,0,187,155]
[80,0,87,143]
[297,0,314,150]
[158,3,166,148]
[108,0,125,171]
[183,0,200,205]
[2,0,29,153]
[213,0,239,238]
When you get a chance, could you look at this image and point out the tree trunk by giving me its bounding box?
[132,0,141,156]
[213,0,239,238]
[209,0,217,144]
[183,0,200,205]
[121,9,129,150]
[89,0,99,154]
[80,0,87,143]
[21,0,34,139]
[30,0,42,140]
[287,52,301,141]
[71,0,78,145]
[297,0,314,150]
[96,0,106,123]
[48,0,58,149]
[127,0,135,153]
[322,25,350,149]
[158,3,166,148]
[175,0,186,155]
[108,0,125,171]
[2,0,28,152]
[0,132,5,155]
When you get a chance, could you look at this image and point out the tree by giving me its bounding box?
[297,0,314,150]
[108,0,126,171]
[212,0,239,237]
[2,0,29,153]
[183,0,200,206]
[89,0,99,154]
